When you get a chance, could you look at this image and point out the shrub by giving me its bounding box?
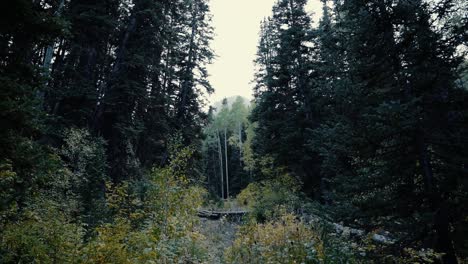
[82,144,209,263]
[237,174,301,221]
[225,212,325,263]
[0,203,83,264]
[60,128,108,227]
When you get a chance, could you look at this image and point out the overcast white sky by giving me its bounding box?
[206,0,323,105]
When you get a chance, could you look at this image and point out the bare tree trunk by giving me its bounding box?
[39,0,65,107]
[238,122,243,187]
[217,130,224,199]
[42,0,65,75]
[224,127,229,199]
[239,122,242,166]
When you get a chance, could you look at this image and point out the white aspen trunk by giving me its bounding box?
[224,127,229,200]
[239,122,242,166]
[217,130,224,199]
[238,122,243,187]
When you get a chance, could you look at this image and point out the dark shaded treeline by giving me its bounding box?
[1,0,212,226]
[250,0,468,262]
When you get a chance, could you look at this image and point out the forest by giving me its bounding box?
[0,0,467,263]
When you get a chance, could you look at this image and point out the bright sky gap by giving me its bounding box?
[207,0,323,105]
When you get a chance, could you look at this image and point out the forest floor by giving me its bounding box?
[196,200,246,263]
[197,217,239,263]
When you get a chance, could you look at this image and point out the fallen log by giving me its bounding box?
[197,209,249,220]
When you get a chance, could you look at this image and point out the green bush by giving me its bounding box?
[0,142,210,263]
[81,145,209,263]
[0,203,83,264]
[237,173,302,221]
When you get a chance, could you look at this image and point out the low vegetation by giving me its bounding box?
[1,0,467,263]
[1,141,209,263]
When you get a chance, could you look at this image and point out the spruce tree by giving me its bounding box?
[45,0,120,130]
[251,0,318,190]
[0,0,63,212]
[310,0,468,260]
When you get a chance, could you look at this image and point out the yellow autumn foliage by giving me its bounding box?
[81,145,209,263]
[225,212,325,264]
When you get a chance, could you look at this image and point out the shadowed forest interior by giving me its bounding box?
[0,0,468,263]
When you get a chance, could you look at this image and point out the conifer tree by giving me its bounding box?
[251,0,317,187]
[45,0,120,130]
[310,0,468,261]
[0,0,63,212]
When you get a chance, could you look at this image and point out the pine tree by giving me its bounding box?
[0,0,64,213]
[90,0,213,181]
[251,0,322,195]
[310,0,468,260]
[45,0,120,130]
[173,0,214,146]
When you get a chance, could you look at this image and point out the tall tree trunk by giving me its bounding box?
[210,148,217,193]
[42,0,65,75]
[39,0,65,106]
[217,130,224,199]
[238,122,243,187]
[224,127,229,199]
[239,122,242,166]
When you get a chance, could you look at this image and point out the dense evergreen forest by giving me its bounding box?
[0,0,467,263]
